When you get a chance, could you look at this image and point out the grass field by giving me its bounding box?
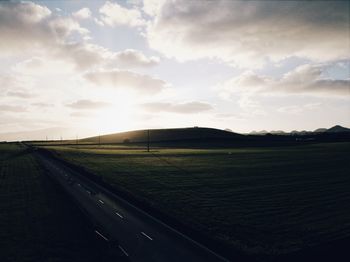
[0,143,115,262]
[42,142,350,258]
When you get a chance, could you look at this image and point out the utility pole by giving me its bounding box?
[98,134,101,146]
[76,135,78,145]
[147,130,150,152]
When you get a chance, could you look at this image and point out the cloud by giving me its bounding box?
[0,1,51,24]
[142,101,213,114]
[32,102,54,107]
[85,70,168,94]
[0,2,157,72]
[143,0,165,17]
[277,103,321,115]
[0,74,34,96]
[73,7,91,20]
[219,64,350,97]
[99,1,145,27]
[0,105,26,112]
[146,0,350,68]
[0,2,88,56]
[6,91,33,98]
[113,49,160,68]
[66,99,111,110]
[70,111,91,118]
[0,75,20,91]
[13,57,75,74]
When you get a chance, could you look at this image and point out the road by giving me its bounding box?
[34,151,230,262]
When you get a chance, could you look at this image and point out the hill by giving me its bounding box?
[314,128,327,133]
[82,127,245,144]
[326,125,350,133]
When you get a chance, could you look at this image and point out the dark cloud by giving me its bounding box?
[147,0,349,67]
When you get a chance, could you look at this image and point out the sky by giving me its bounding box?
[0,0,349,141]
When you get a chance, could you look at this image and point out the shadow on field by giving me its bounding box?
[3,148,32,161]
[276,236,350,262]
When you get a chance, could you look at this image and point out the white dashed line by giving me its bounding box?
[115,212,123,219]
[95,230,108,241]
[141,231,153,241]
[118,245,129,257]
[98,200,104,204]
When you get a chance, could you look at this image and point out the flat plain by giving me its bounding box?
[42,142,350,258]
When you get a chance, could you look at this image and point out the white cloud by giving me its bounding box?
[13,57,75,75]
[32,102,54,108]
[7,91,33,98]
[66,99,111,110]
[142,101,213,114]
[146,0,350,68]
[99,1,145,27]
[219,64,350,97]
[0,74,35,97]
[143,0,165,17]
[0,2,89,57]
[112,49,160,68]
[85,69,168,94]
[48,17,89,40]
[70,111,91,118]
[73,7,91,20]
[0,105,26,112]
[0,2,158,73]
[277,103,321,115]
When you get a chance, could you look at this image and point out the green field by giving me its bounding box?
[42,142,350,258]
[0,143,115,262]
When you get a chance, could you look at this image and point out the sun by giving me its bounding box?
[91,91,136,135]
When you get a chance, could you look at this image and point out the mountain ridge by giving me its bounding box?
[249,125,350,135]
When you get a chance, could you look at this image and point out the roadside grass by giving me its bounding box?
[42,142,350,257]
[0,143,114,262]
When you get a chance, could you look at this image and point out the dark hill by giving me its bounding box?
[82,127,244,144]
[326,125,350,133]
[314,128,327,133]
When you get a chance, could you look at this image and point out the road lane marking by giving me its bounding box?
[118,245,129,257]
[141,232,153,241]
[115,212,123,219]
[86,190,91,194]
[98,200,104,204]
[95,230,108,241]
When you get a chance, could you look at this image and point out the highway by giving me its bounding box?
[34,151,230,262]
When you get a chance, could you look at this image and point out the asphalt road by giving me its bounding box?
[35,152,230,262]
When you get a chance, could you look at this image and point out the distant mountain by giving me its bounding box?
[249,130,268,135]
[249,125,350,136]
[314,128,327,133]
[269,130,286,135]
[326,125,350,133]
[82,127,244,144]
[291,130,310,135]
